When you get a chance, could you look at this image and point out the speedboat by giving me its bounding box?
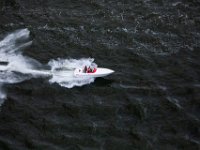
[74,67,114,78]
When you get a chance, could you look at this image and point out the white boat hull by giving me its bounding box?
[74,68,114,78]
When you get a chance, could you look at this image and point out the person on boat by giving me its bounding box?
[87,66,91,73]
[90,67,93,73]
[85,66,96,73]
[93,68,97,73]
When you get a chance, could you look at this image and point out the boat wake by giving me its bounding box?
[48,58,96,88]
[0,29,96,106]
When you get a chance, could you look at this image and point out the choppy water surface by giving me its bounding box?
[0,0,200,149]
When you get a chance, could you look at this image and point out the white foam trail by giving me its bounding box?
[48,58,97,88]
[0,29,99,106]
[0,29,34,106]
[0,29,31,55]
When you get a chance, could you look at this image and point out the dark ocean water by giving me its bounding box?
[0,0,200,149]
